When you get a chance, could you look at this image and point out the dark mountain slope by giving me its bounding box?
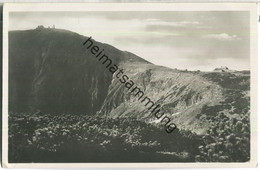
[9,27,149,114]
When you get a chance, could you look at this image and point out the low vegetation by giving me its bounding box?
[9,111,249,163]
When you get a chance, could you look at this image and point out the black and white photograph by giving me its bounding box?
[1,3,258,168]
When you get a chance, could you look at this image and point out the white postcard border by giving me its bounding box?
[2,2,258,168]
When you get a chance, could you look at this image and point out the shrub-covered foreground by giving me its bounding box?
[9,112,249,163]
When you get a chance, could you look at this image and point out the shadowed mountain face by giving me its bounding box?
[9,28,148,114]
[9,27,250,134]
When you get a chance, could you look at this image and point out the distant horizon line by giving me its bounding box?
[9,26,250,72]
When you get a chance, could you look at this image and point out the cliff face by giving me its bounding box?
[9,28,250,134]
[98,62,226,134]
[99,60,250,134]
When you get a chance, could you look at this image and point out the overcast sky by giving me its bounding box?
[10,11,250,71]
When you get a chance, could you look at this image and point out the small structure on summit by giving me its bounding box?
[36,25,45,30]
[213,66,231,72]
[35,25,56,30]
